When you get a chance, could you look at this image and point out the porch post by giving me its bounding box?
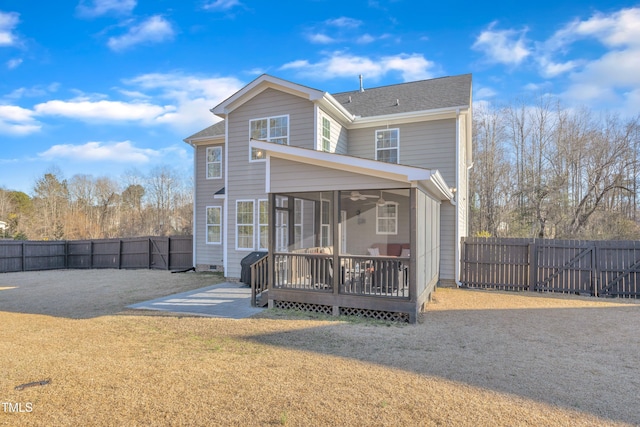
[409,187,418,322]
[267,192,276,308]
[331,190,340,316]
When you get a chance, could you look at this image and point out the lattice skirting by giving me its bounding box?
[273,300,333,315]
[339,306,410,323]
[273,300,410,323]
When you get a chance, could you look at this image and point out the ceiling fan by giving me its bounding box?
[349,191,378,201]
[362,191,388,206]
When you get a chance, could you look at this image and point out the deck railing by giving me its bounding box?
[250,255,269,307]
[340,256,409,298]
[271,252,410,298]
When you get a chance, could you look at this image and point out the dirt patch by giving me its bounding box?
[0,269,224,318]
[0,272,639,426]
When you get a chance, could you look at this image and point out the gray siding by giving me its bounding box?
[226,89,315,278]
[317,107,349,154]
[194,144,225,269]
[347,118,458,281]
[269,157,407,193]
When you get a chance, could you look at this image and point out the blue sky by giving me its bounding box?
[1,0,639,193]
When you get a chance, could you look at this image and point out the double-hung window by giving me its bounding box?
[236,200,254,250]
[258,199,268,250]
[376,202,398,235]
[375,128,399,164]
[206,146,222,179]
[206,206,221,244]
[250,115,289,161]
[321,117,331,152]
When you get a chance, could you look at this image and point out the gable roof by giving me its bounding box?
[184,120,225,143]
[331,74,472,118]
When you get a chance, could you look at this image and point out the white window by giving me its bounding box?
[206,146,222,179]
[250,115,289,161]
[376,202,398,235]
[322,117,331,152]
[206,206,222,244]
[375,128,399,164]
[236,200,254,250]
[258,199,268,251]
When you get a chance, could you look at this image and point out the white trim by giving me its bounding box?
[223,122,229,273]
[191,142,197,267]
[235,199,255,251]
[349,106,469,129]
[375,128,400,164]
[258,199,269,251]
[249,114,289,162]
[376,201,398,235]
[206,146,222,179]
[251,139,454,200]
[205,206,222,245]
[212,74,325,117]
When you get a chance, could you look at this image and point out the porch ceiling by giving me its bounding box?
[250,139,454,201]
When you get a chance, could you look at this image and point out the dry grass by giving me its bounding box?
[1,271,639,426]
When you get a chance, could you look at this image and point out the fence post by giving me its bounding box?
[21,241,26,272]
[591,243,598,297]
[528,240,537,292]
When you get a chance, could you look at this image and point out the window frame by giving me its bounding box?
[206,206,222,245]
[375,128,400,164]
[249,114,289,162]
[321,116,331,152]
[206,146,222,179]
[258,199,268,251]
[236,200,255,250]
[376,201,398,235]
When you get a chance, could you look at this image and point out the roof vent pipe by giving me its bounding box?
[359,74,364,92]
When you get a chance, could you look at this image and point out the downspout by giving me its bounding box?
[454,108,461,287]
[223,121,229,276]
[188,140,197,269]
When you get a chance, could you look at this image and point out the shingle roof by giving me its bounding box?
[184,120,225,141]
[331,74,471,118]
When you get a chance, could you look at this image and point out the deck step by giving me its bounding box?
[255,290,268,307]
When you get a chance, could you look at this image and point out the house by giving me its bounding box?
[184,73,472,322]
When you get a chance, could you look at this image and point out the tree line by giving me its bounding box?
[0,166,193,240]
[470,95,640,240]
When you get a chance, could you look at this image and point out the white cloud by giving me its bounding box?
[123,73,243,131]
[475,87,497,99]
[307,33,336,44]
[472,21,530,66]
[0,11,19,47]
[76,0,136,18]
[203,0,242,11]
[6,58,21,69]
[33,99,175,123]
[39,141,159,163]
[0,105,41,135]
[537,7,640,112]
[281,52,437,82]
[325,17,362,29]
[107,15,174,51]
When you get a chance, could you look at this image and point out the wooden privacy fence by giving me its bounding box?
[461,237,640,298]
[0,236,192,273]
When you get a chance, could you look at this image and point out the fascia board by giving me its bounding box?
[183,135,225,146]
[348,105,469,129]
[211,75,325,116]
[250,139,454,191]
